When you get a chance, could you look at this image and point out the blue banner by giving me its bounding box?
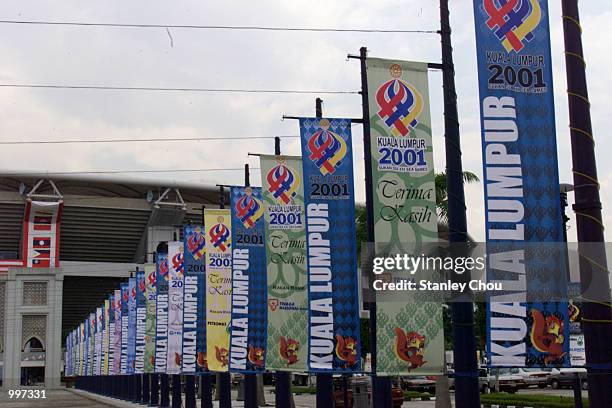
[182,225,208,373]
[135,271,146,373]
[120,283,129,373]
[229,186,268,373]
[473,0,569,367]
[155,254,169,373]
[127,278,137,374]
[108,294,115,374]
[299,117,361,373]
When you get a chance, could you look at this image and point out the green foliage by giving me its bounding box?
[360,318,370,355]
[435,170,480,223]
[481,393,588,408]
[291,386,317,395]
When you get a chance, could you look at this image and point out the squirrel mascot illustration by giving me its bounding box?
[279,336,299,367]
[394,327,426,370]
[215,346,229,367]
[335,335,358,368]
[248,346,265,368]
[530,309,566,365]
[197,352,208,369]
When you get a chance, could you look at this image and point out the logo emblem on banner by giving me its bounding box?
[307,119,347,175]
[483,0,541,53]
[148,269,156,286]
[159,258,169,281]
[376,65,423,137]
[267,161,300,204]
[186,229,206,260]
[235,188,264,228]
[171,248,184,277]
[209,218,231,252]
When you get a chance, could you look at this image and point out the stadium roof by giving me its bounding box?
[0,172,225,264]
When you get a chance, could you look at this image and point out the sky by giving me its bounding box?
[1,0,611,242]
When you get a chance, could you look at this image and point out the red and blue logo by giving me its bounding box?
[209,223,231,252]
[484,0,541,53]
[159,258,169,281]
[376,66,423,137]
[186,230,206,260]
[172,251,184,276]
[307,123,347,176]
[148,270,156,286]
[235,190,264,228]
[267,163,300,204]
[138,276,146,294]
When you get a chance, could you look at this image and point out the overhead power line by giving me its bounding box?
[1,168,259,176]
[0,19,439,34]
[0,135,299,145]
[0,83,358,94]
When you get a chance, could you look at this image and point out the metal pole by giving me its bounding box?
[561,1,612,406]
[216,187,232,408]
[271,135,292,408]
[200,374,213,408]
[160,373,170,408]
[356,46,392,408]
[313,97,335,407]
[185,375,196,408]
[243,164,259,408]
[150,373,159,406]
[171,374,182,408]
[135,373,142,402]
[439,1,480,406]
[142,374,150,404]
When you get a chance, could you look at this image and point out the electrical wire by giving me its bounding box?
[0,168,260,176]
[0,19,439,34]
[0,83,359,94]
[0,136,299,145]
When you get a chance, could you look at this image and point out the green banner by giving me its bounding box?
[260,155,308,372]
[144,263,156,373]
[366,58,444,375]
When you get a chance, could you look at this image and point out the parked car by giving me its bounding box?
[333,376,404,408]
[400,376,436,393]
[548,368,588,390]
[479,368,527,394]
[508,367,551,388]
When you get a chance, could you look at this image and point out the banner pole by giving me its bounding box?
[561,1,612,405]
[200,374,213,408]
[439,1,479,406]
[171,374,182,408]
[217,185,232,408]
[312,97,336,408]
[242,164,259,408]
[185,375,196,408]
[271,137,293,408]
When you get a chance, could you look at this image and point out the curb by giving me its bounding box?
[482,405,534,408]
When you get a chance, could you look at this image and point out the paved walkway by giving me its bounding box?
[0,389,113,408]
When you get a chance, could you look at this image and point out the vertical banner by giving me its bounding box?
[166,242,184,374]
[79,323,84,375]
[135,271,147,373]
[229,186,268,372]
[260,155,308,372]
[366,58,444,375]
[87,315,94,376]
[95,307,102,375]
[21,200,63,268]
[113,289,122,375]
[472,0,569,366]
[103,299,110,375]
[144,264,157,373]
[204,209,233,372]
[182,226,208,373]
[299,118,361,372]
[108,295,115,375]
[155,254,169,374]
[127,277,137,374]
[120,283,129,374]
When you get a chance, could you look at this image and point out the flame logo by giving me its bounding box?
[267,164,300,204]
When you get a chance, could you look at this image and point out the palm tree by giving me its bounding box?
[435,170,480,223]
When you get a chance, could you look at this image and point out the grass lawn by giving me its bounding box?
[481,392,589,408]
